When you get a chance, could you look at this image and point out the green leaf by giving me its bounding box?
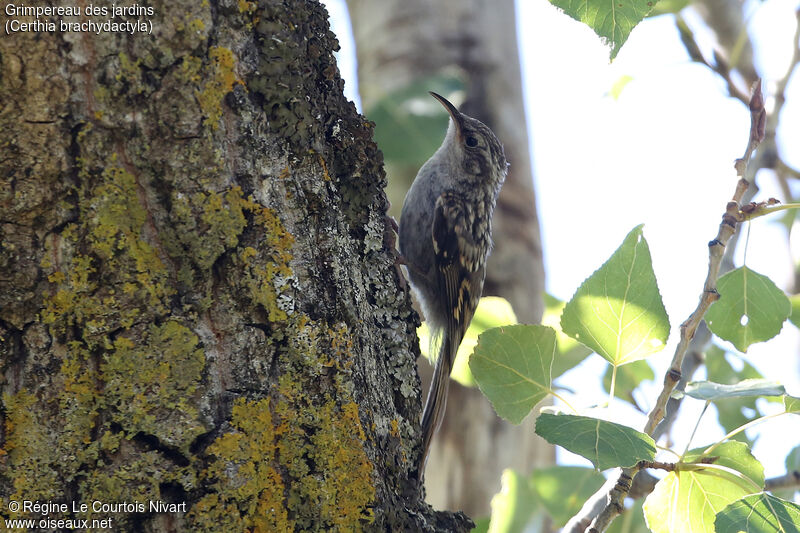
[788,294,800,330]
[470,325,556,424]
[548,0,658,59]
[485,469,540,533]
[785,395,800,414]
[602,359,654,408]
[534,413,655,469]
[530,466,605,527]
[682,379,785,401]
[643,442,764,533]
[471,518,490,533]
[644,471,746,533]
[560,225,670,366]
[365,75,465,165]
[706,266,791,352]
[706,347,763,383]
[684,441,765,489]
[419,296,517,387]
[543,294,592,378]
[715,493,800,533]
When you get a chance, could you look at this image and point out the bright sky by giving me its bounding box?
[323,0,800,481]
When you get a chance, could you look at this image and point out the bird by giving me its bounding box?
[398,91,507,474]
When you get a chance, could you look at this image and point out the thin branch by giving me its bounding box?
[646,84,763,440]
[636,460,677,472]
[590,467,800,512]
[675,15,750,105]
[567,17,798,532]
[765,471,800,492]
[651,322,709,442]
[571,82,766,533]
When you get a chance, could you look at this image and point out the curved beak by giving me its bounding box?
[429,91,464,137]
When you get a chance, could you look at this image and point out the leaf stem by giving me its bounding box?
[744,202,800,220]
[551,389,579,414]
[687,462,764,493]
[681,401,710,458]
[609,365,618,405]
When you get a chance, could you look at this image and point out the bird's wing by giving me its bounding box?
[431,191,486,357]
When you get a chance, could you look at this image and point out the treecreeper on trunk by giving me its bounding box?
[398,92,508,476]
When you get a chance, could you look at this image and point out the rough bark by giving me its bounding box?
[0,1,465,531]
[347,0,550,516]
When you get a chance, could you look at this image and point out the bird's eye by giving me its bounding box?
[465,136,479,148]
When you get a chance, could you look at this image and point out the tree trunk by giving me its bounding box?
[0,1,465,530]
[347,0,550,516]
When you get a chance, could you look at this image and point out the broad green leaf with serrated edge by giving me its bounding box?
[543,294,592,378]
[785,395,800,414]
[643,442,764,533]
[530,466,605,527]
[561,225,670,366]
[683,379,785,401]
[549,0,657,59]
[470,325,556,424]
[715,493,800,533]
[534,413,655,470]
[706,266,790,352]
[419,296,517,387]
[485,469,540,533]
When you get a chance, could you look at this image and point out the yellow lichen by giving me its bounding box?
[189,398,295,532]
[188,18,205,32]
[197,47,244,130]
[102,321,205,450]
[192,387,374,531]
[41,161,171,339]
[117,52,144,94]
[311,401,375,528]
[225,189,296,321]
[237,0,256,14]
[179,55,203,84]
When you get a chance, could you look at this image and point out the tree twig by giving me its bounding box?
[765,470,800,492]
[675,15,750,105]
[568,82,767,533]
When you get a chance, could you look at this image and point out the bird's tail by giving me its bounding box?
[418,332,457,475]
